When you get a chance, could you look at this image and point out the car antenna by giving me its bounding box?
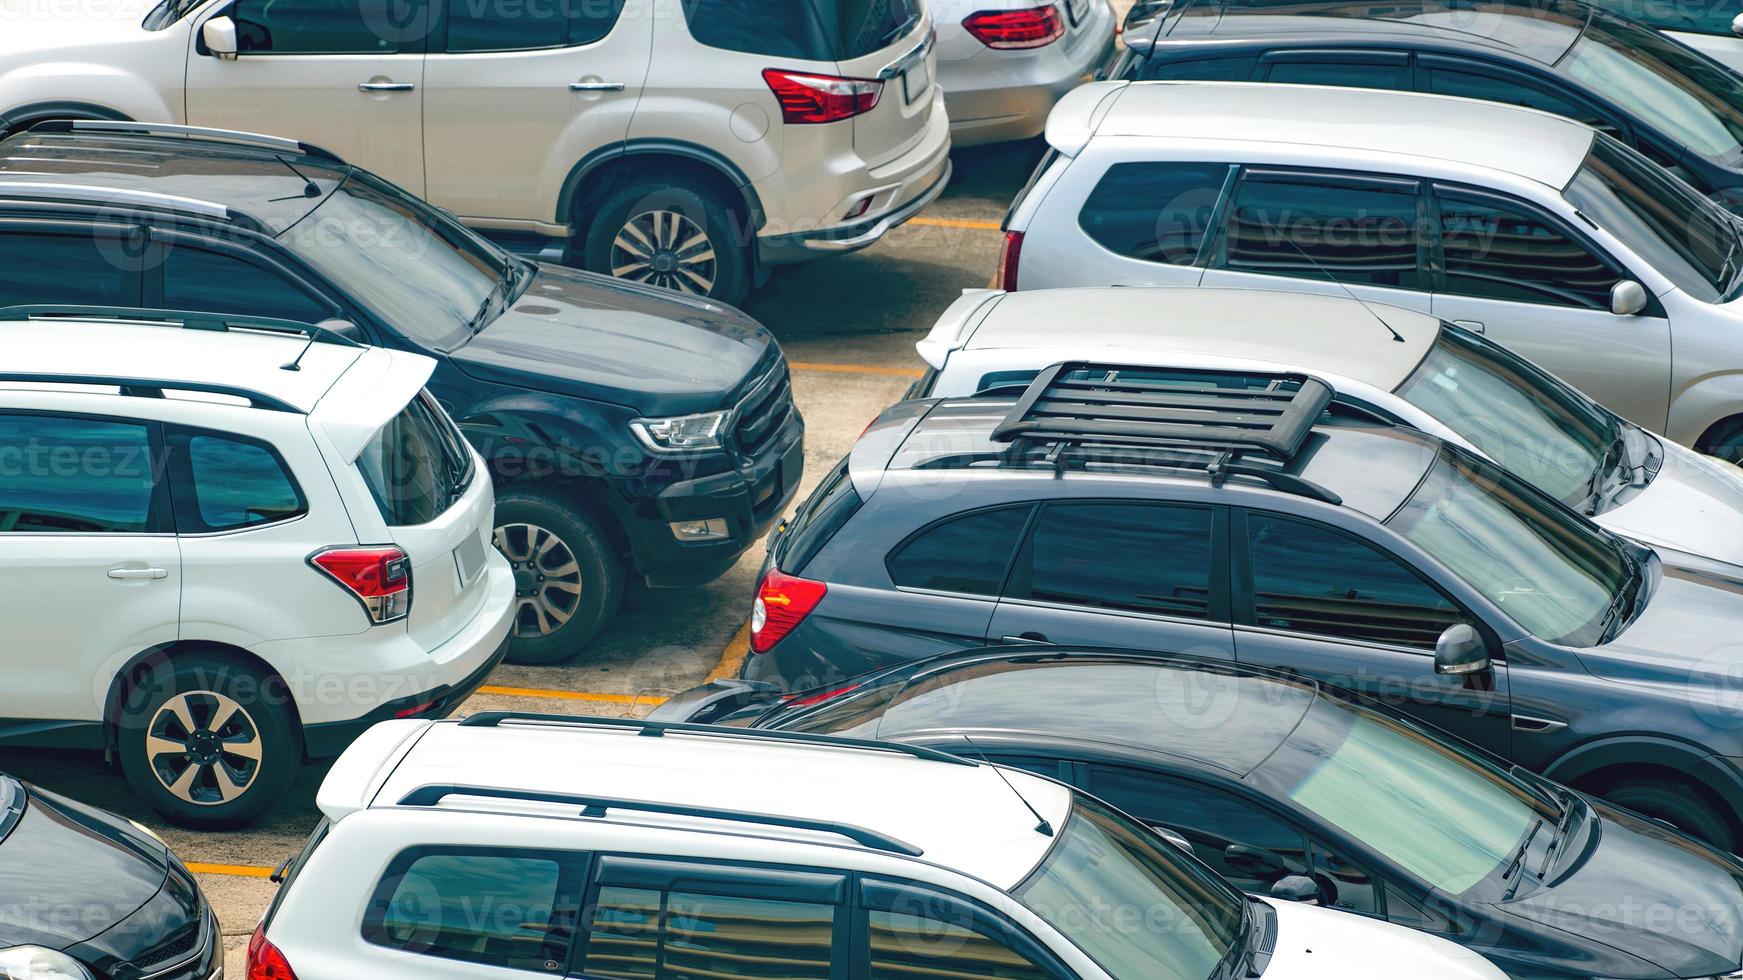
[280,333,317,372]
[1274,237,1408,344]
[958,731,1054,837]
[273,154,323,200]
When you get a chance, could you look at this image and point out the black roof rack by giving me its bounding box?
[456,711,978,768]
[0,306,363,348]
[27,120,347,166]
[396,785,924,856]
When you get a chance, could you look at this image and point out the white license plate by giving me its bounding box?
[454,531,488,586]
[903,58,931,104]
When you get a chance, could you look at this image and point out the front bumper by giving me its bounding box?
[756,154,953,267]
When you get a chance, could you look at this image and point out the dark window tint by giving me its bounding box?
[1314,841,1379,915]
[581,885,836,978]
[1140,54,1257,81]
[445,0,623,50]
[832,0,920,58]
[161,248,334,323]
[1587,0,1739,35]
[232,0,423,52]
[888,506,1029,595]
[0,233,131,307]
[357,392,473,526]
[866,888,1055,980]
[0,415,156,533]
[1422,65,1620,136]
[1437,191,1615,309]
[1079,162,1229,265]
[1263,60,1407,90]
[364,849,577,971]
[1021,503,1216,619]
[1086,765,1308,893]
[172,431,305,532]
[1245,513,1464,649]
[684,0,916,60]
[782,460,862,573]
[1223,174,1423,288]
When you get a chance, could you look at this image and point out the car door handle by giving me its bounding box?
[358,82,415,92]
[570,81,626,91]
[108,567,167,580]
[1452,319,1486,334]
[1000,632,1050,644]
[1512,715,1568,735]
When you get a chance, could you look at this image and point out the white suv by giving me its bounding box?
[252,712,1508,980]
[0,309,514,828]
[0,0,953,304]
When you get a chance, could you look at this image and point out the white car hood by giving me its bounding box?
[0,0,160,54]
[1264,899,1505,979]
[1599,439,1743,566]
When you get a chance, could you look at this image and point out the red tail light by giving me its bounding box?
[763,68,883,124]
[247,925,298,980]
[996,230,1024,290]
[783,682,862,707]
[963,6,1065,48]
[750,569,828,653]
[309,546,412,624]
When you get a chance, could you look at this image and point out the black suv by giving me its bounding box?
[741,361,1743,851]
[1113,0,1743,210]
[0,121,803,663]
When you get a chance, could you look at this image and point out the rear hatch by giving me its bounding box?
[831,0,937,167]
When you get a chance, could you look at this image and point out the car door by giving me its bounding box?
[1230,509,1513,757]
[1427,183,1672,431]
[987,500,1236,658]
[185,0,429,194]
[0,412,180,733]
[420,0,649,223]
[1198,167,1434,313]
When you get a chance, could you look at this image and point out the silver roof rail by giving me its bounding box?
[0,181,232,221]
[33,120,346,166]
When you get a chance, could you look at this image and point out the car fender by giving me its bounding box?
[555,138,770,233]
[1668,368,1743,449]
[1543,734,1743,817]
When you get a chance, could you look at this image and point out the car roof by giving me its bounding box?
[1049,80,1596,188]
[1169,0,1592,65]
[962,288,1439,392]
[0,131,349,234]
[328,716,1073,889]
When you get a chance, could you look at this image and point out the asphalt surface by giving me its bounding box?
[1,137,1046,973]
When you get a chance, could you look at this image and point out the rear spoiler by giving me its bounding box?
[915,289,1005,370]
[1044,81,1128,158]
[312,347,436,461]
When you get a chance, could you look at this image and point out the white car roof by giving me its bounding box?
[947,288,1440,391]
[1048,80,1596,188]
[321,716,1073,890]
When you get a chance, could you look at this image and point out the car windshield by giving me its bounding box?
[1395,328,1616,506]
[1256,699,1558,897]
[1016,795,1246,980]
[278,172,508,352]
[1560,14,1743,167]
[1385,448,1636,647]
[0,776,22,841]
[1563,136,1739,303]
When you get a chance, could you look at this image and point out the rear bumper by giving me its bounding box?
[939,3,1118,146]
[645,679,782,725]
[756,125,953,266]
[303,632,509,759]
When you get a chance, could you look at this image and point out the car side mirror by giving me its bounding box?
[1434,623,1490,676]
[1224,844,1288,879]
[315,318,362,342]
[203,16,239,59]
[1732,11,1743,35]
[1611,279,1648,317]
[1270,875,1322,904]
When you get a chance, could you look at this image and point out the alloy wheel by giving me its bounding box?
[494,522,585,637]
[144,691,263,806]
[610,209,718,295]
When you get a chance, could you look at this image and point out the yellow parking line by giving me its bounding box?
[476,685,669,706]
[908,216,1003,231]
[790,361,925,378]
[707,621,751,684]
[186,862,276,878]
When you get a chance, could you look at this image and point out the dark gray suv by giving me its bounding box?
[741,362,1743,850]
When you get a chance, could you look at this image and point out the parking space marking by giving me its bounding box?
[475,685,670,706]
[706,622,751,683]
[790,361,924,378]
[187,862,276,878]
[908,216,1003,231]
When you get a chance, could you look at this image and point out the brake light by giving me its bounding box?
[750,569,828,653]
[763,68,883,124]
[247,925,298,980]
[309,546,412,624]
[963,6,1065,48]
[996,230,1024,290]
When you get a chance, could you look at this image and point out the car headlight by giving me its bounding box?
[630,411,730,454]
[0,947,95,980]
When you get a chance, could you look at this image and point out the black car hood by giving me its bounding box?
[0,786,168,948]
[1579,558,1743,687]
[1499,803,1743,977]
[450,263,775,416]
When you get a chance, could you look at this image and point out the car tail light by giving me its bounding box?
[763,68,883,124]
[309,546,412,624]
[963,6,1065,48]
[782,682,862,707]
[996,230,1024,290]
[750,568,828,653]
[247,925,298,980]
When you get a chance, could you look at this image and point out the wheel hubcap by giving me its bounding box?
[493,522,584,638]
[610,209,717,295]
[145,691,263,806]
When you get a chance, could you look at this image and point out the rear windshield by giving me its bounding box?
[358,391,475,526]
[683,0,920,60]
[779,459,862,573]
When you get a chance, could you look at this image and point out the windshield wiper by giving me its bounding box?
[1501,817,1546,900]
[1583,425,1630,514]
[1212,898,1258,980]
[1596,551,1641,643]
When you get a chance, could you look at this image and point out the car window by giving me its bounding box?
[1017,502,1218,620]
[0,414,157,533]
[1221,173,1425,289]
[1421,62,1623,136]
[357,392,473,526]
[581,885,837,978]
[1314,840,1379,915]
[169,430,306,533]
[362,848,579,972]
[160,248,336,324]
[1138,54,1257,81]
[782,459,863,574]
[0,232,133,308]
[867,897,1057,980]
[1078,162,1231,266]
[1263,59,1407,90]
[231,0,423,52]
[683,0,916,60]
[1435,189,1617,309]
[1586,0,1740,35]
[445,0,624,51]
[887,506,1030,595]
[1244,513,1466,649]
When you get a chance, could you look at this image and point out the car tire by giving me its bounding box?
[580,177,752,307]
[117,653,301,830]
[492,488,623,665]
[1605,779,1738,851]
[1700,417,1743,464]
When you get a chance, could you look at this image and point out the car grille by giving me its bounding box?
[733,364,795,459]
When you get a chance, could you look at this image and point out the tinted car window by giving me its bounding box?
[1436,190,1616,309]
[1139,54,1257,81]
[445,0,623,50]
[1223,174,1424,289]
[232,0,421,52]
[0,233,131,308]
[1561,12,1743,165]
[161,248,335,323]
[0,414,156,533]
[684,0,915,59]
[582,885,836,978]
[888,506,1029,594]
[1245,513,1465,649]
[170,431,305,532]
[869,906,1054,979]
[364,849,577,971]
[1263,59,1407,89]
[1079,162,1230,265]
[783,460,862,574]
[1587,0,1740,35]
[357,392,473,526]
[1019,502,1217,619]
[1423,63,1621,135]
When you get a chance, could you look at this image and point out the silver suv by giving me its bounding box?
[0,0,953,305]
